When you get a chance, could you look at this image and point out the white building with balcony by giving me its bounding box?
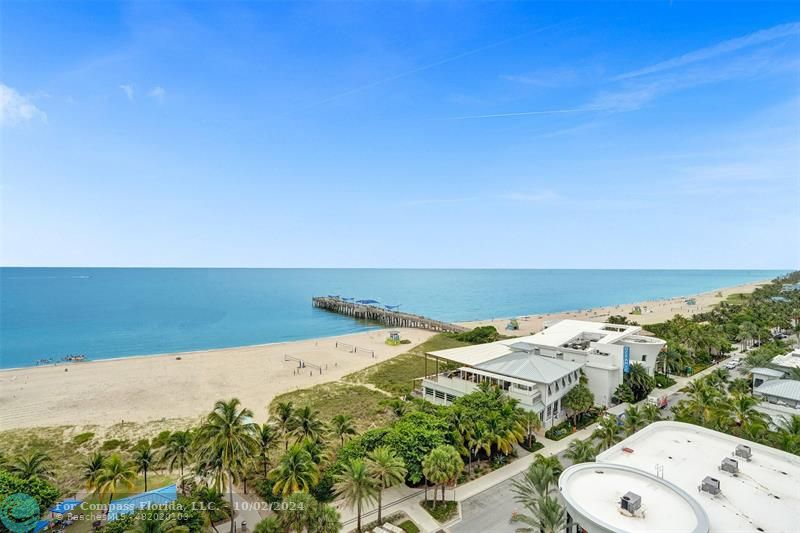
[419,319,666,425]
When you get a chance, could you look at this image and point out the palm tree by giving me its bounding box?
[640,403,662,425]
[8,451,54,480]
[271,401,295,450]
[98,454,137,515]
[532,454,563,478]
[125,514,187,533]
[518,409,542,449]
[510,494,566,533]
[81,451,106,492]
[330,414,357,447]
[196,399,258,533]
[728,378,751,395]
[564,439,596,464]
[367,446,407,525]
[253,517,281,533]
[162,431,193,494]
[133,441,157,492]
[776,415,800,454]
[729,393,768,432]
[268,444,319,496]
[194,486,231,533]
[334,458,378,533]
[685,383,723,426]
[309,504,341,533]
[290,406,326,444]
[467,422,493,476]
[591,415,621,450]
[626,363,655,401]
[511,461,556,507]
[255,423,278,480]
[422,445,463,508]
[622,405,645,436]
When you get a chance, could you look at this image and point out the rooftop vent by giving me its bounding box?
[735,444,752,460]
[620,491,642,514]
[720,458,739,474]
[700,476,721,495]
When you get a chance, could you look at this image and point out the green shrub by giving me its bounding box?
[100,438,127,451]
[454,326,500,344]
[152,430,172,448]
[72,432,94,446]
[398,520,420,533]
[0,469,60,515]
[654,374,677,389]
[420,500,458,522]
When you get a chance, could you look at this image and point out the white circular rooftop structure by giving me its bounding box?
[559,463,709,533]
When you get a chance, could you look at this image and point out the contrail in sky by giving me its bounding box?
[296,19,576,112]
[445,108,585,120]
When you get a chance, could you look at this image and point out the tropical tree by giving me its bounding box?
[532,453,563,478]
[255,423,279,480]
[124,514,188,533]
[268,444,319,496]
[291,406,326,444]
[510,461,566,533]
[775,415,800,454]
[271,401,295,450]
[518,409,542,449]
[330,414,357,447]
[640,403,662,425]
[737,321,758,350]
[98,454,137,515]
[729,393,769,434]
[591,415,621,450]
[467,422,493,476]
[421,445,463,508]
[334,458,378,533]
[308,503,342,533]
[193,486,231,533]
[622,405,645,437]
[8,451,54,480]
[562,384,594,427]
[367,446,407,525]
[510,494,566,533]
[564,439,596,464]
[162,431,193,493]
[196,398,258,533]
[625,363,656,402]
[81,451,106,492]
[381,398,409,418]
[133,441,157,492]
[685,383,723,426]
[253,517,281,533]
[728,378,751,395]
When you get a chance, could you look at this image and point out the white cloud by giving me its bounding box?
[615,21,800,80]
[148,86,165,103]
[0,83,47,126]
[119,84,134,101]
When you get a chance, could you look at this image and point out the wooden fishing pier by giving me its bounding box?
[312,296,467,333]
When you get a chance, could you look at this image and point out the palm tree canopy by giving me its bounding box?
[98,454,137,499]
[197,398,258,479]
[367,446,407,489]
[330,414,357,444]
[333,458,378,512]
[82,451,106,490]
[564,439,597,464]
[268,444,319,496]
[9,451,54,480]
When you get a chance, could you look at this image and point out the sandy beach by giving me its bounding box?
[461,280,768,336]
[0,280,767,431]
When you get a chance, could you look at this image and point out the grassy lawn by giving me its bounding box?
[270,382,394,432]
[725,293,748,304]
[345,333,466,395]
[397,520,420,533]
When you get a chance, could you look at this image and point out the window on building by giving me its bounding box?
[642,355,647,362]
[446,394,456,403]
[435,390,445,400]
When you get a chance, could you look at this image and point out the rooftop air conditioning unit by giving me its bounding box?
[735,444,752,460]
[620,492,642,513]
[720,458,739,474]
[701,476,721,495]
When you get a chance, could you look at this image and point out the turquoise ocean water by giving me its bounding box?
[0,268,788,369]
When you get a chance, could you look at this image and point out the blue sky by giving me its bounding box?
[1,1,798,268]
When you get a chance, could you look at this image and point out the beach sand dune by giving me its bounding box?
[0,280,766,430]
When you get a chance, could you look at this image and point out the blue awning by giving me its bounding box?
[34,520,50,533]
[49,499,81,514]
[356,299,380,304]
[107,485,177,521]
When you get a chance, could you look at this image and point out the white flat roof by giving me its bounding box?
[514,319,642,349]
[754,379,800,401]
[771,349,800,369]
[474,351,582,384]
[428,319,651,366]
[559,463,709,533]
[597,421,800,533]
